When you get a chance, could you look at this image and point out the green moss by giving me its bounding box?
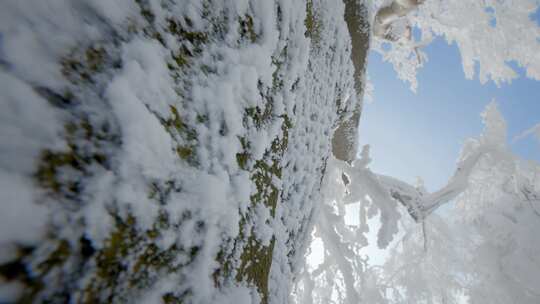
[232,110,291,303]
[235,136,251,170]
[236,152,250,170]
[225,42,294,297]
[85,47,106,72]
[162,290,193,304]
[145,211,170,240]
[35,150,78,194]
[222,170,279,303]
[271,115,291,155]
[80,208,201,301]
[245,102,273,129]
[6,193,196,303]
[165,106,185,132]
[239,15,257,43]
[130,243,177,288]
[235,166,279,302]
[163,293,183,304]
[252,160,280,208]
[236,237,275,304]
[96,215,138,281]
[176,145,193,160]
[164,106,197,142]
[35,119,112,199]
[61,46,106,84]
[37,240,71,274]
[168,19,208,44]
[161,106,199,165]
[80,214,138,303]
[172,51,189,68]
[196,114,208,124]
[166,18,208,70]
[305,0,322,45]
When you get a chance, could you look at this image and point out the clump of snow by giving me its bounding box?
[0,71,64,245]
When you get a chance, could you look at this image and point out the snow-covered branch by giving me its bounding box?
[378,145,505,222]
[348,102,514,223]
[372,0,540,90]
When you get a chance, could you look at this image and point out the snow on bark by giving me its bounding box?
[0,0,360,303]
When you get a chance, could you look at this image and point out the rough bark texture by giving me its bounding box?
[332,0,370,162]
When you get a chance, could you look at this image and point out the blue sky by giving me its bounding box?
[359,38,540,191]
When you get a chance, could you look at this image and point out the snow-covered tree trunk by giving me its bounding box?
[0,0,368,303]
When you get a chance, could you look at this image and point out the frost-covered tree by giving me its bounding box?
[370,0,540,90]
[377,103,540,303]
[294,102,540,304]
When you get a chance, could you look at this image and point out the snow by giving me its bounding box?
[0,174,50,244]
[0,71,65,176]
[0,71,62,245]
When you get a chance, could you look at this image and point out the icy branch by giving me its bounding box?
[377,145,499,222]
[352,102,512,222]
